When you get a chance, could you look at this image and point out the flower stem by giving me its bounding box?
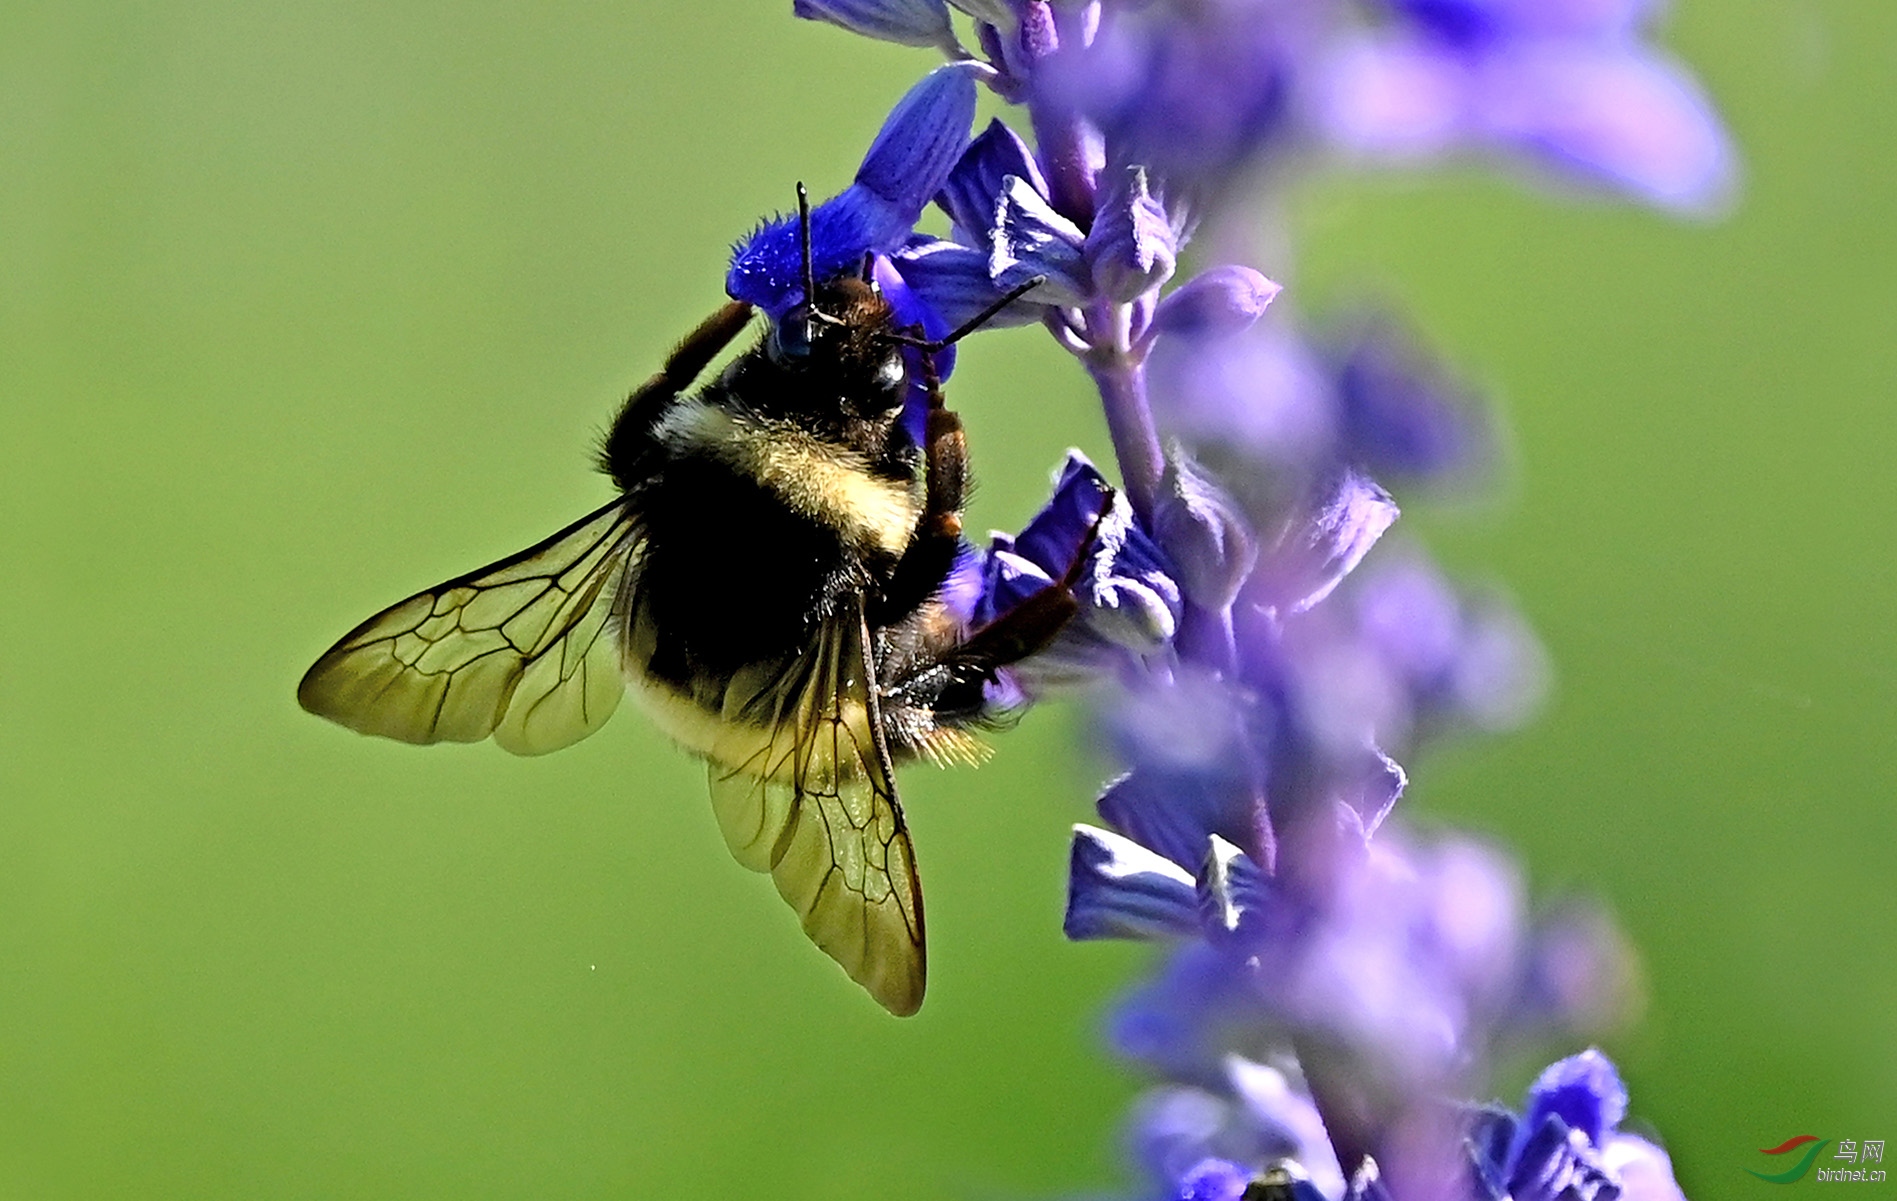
[1293,1035,1379,1186]
[1083,350,1162,527]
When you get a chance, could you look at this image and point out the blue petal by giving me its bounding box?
[1065,824,1201,941]
[793,0,955,47]
[1195,835,1271,944]
[1465,1105,1519,1199]
[727,66,977,316]
[869,252,954,443]
[1522,1049,1627,1147]
[992,451,1183,652]
[1097,768,1243,876]
[1506,1116,1619,1201]
[855,62,980,212]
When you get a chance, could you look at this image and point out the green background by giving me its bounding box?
[3,1,1891,1197]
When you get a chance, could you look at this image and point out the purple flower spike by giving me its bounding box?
[1066,824,1202,940]
[728,65,978,315]
[793,0,955,48]
[1154,266,1282,339]
[1085,164,1179,304]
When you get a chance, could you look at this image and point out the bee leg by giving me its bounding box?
[869,349,970,627]
[900,500,1113,721]
[601,300,754,487]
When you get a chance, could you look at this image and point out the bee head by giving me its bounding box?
[767,276,909,418]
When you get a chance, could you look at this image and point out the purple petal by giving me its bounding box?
[870,251,955,442]
[1084,163,1179,303]
[1393,0,1653,43]
[1195,835,1270,942]
[1343,1159,1395,1201]
[1153,445,1258,610]
[1172,1158,1254,1201]
[1224,1059,1347,1199]
[1275,468,1401,616]
[1098,769,1247,877]
[1066,824,1202,941]
[1474,42,1736,213]
[1315,37,1468,157]
[990,174,1091,303]
[793,0,955,47]
[1154,265,1282,339]
[1602,1134,1688,1201]
[994,451,1183,654]
[936,118,1049,238]
[1332,315,1486,481]
[890,239,1043,332]
[1507,1117,1617,1201]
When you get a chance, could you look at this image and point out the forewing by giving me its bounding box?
[705,602,926,1016]
[299,499,637,756]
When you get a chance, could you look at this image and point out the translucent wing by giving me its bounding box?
[705,600,926,1016]
[299,499,637,756]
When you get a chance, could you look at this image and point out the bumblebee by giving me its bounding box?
[298,198,1082,1015]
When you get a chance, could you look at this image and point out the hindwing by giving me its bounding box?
[298,499,638,755]
[704,599,926,1016]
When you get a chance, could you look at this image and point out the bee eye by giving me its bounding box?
[770,311,814,363]
[874,354,906,398]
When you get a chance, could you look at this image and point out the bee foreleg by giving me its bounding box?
[869,372,970,626]
[601,299,754,486]
[900,492,1113,720]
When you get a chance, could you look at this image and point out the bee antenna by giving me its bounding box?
[885,275,1047,353]
[795,182,845,328]
[796,182,817,308]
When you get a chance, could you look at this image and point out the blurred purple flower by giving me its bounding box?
[1467,1050,1688,1201]
[1318,0,1735,212]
